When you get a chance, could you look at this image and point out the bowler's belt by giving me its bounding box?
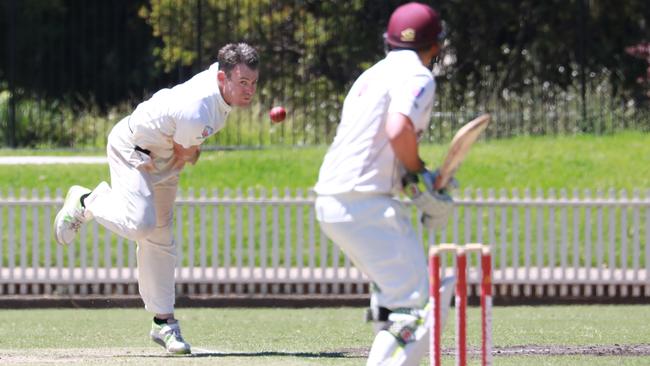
[135,145,151,156]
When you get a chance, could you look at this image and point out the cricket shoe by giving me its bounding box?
[53,185,92,245]
[150,320,191,354]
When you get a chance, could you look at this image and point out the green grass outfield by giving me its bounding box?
[2,131,650,191]
[2,133,650,365]
[1,306,649,365]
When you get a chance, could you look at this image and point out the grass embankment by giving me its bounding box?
[1,131,649,192]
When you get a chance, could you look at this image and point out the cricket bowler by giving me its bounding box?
[314,3,455,365]
[53,43,259,354]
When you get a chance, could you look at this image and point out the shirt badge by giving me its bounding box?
[413,86,425,99]
[200,126,214,139]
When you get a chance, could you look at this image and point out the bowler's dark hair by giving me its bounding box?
[217,43,259,77]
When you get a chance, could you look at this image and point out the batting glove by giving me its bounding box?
[402,169,455,230]
[402,169,458,196]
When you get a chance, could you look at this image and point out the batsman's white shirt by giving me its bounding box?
[315,50,435,196]
[84,62,230,314]
[315,50,436,310]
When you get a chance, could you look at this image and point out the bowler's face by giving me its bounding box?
[220,64,258,107]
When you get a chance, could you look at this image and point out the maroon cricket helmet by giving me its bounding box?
[385,2,442,49]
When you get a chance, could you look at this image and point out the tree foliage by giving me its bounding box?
[0,0,161,107]
[2,0,647,108]
[626,42,650,99]
[1,0,649,147]
[434,0,650,104]
[136,0,650,110]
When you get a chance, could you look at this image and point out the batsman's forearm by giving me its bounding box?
[386,113,425,172]
[390,136,424,172]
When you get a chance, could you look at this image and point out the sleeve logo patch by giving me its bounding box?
[413,86,425,99]
[199,126,214,139]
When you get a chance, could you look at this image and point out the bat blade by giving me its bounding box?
[434,113,491,190]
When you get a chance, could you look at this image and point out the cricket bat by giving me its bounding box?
[433,113,491,190]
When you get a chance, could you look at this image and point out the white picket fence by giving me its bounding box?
[0,187,648,299]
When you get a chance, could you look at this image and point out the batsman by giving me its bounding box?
[314,3,456,365]
[53,43,260,354]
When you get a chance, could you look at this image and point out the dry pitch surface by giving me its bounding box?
[3,344,650,365]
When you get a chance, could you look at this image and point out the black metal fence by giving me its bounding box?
[1,0,648,149]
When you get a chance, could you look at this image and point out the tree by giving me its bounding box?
[139,0,398,143]
[434,0,650,106]
[625,42,650,102]
[0,0,159,107]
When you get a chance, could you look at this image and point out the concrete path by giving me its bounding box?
[0,156,106,165]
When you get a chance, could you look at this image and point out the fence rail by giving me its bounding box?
[0,188,648,300]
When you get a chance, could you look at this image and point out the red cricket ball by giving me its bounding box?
[269,106,287,123]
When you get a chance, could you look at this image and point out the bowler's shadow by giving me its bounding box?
[190,350,352,358]
[124,348,367,359]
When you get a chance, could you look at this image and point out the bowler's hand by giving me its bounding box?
[187,147,201,165]
[172,142,201,170]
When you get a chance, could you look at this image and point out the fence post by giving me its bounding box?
[5,0,17,147]
[578,0,589,131]
[196,0,203,71]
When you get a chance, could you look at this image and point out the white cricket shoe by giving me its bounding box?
[150,320,191,354]
[53,185,91,245]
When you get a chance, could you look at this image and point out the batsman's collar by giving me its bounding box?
[386,49,422,63]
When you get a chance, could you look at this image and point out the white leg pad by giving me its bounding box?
[366,276,457,366]
[367,331,401,366]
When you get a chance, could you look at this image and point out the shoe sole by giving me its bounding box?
[53,193,73,245]
[150,333,191,354]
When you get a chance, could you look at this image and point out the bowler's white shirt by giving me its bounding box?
[315,50,436,195]
[129,62,231,159]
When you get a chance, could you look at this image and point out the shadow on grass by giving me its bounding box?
[191,351,355,358]
[124,348,367,359]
